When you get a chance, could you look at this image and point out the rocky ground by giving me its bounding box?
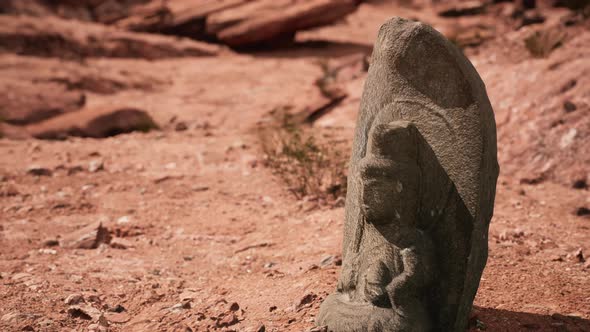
[1,1,589,331]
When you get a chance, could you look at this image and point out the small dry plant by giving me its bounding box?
[258,107,348,201]
[524,27,567,58]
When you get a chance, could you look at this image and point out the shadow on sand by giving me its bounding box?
[469,306,590,331]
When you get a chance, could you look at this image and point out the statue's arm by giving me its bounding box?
[385,247,423,308]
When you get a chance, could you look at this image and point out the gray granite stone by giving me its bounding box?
[317,17,499,332]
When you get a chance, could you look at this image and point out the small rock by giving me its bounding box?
[68,304,106,325]
[567,248,585,263]
[169,301,191,313]
[117,216,131,224]
[65,294,85,305]
[0,184,19,197]
[559,128,577,149]
[520,10,545,27]
[179,290,198,302]
[563,100,577,112]
[296,293,317,309]
[437,0,486,17]
[104,311,130,324]
[191,185,209,192]
[61,222,111,249]
[37,318,54,328]
[1,312,21,323]
[110,237,133,249]
[308,326,327,332]
[551,255,564,262]
[175,122,188,131]
[229,302,240,312]
[82,184,95,192]
[107,304,126,313]
[320,255,336,267]
[216,313,238,327]
[38,248,57,255]
[27,165,52,176]
[88,160,104,173]
[67,165,85,175]
[88,323,108,332]
[43,238,59,247]
[575,207,590,217]
[572,178,588,190]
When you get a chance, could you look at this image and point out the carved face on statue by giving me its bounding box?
[359,121,421,231]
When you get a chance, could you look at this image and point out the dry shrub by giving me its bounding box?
[525,27,567,58]
[258,107,348,201]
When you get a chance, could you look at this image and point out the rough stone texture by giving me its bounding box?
[0,15,224,60]
[317,17,499,332]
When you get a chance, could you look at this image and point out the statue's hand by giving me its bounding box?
[363,261,390,305]
[386,248,419,309]
[364,278,387,304]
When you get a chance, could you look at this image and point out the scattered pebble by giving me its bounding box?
[229,302,240,312]
[104,311,130,324]
[216,313,238,328]
[62,222,111,249]
[82,184,95,192]
[575,207,590,217]
[110,237,133,250]
[88,160,104,173]
[117,216,131,224]
[296,293,317,310]
[65,294,85,305]
[175,122,188,131]
[68,304,106,325]
[38,248,57,255]
[26,165,52,176]
[192,185,209,192]
[563,100,577,112]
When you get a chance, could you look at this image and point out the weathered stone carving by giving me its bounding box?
[317,17,499,332]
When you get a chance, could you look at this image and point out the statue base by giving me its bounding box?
[317,293,422,332]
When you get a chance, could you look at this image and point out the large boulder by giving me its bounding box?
[116,0,361,47]
[0,15,224,60]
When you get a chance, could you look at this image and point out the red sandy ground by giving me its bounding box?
[1,1,589,331]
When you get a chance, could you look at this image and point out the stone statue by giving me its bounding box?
[316,17,499,332]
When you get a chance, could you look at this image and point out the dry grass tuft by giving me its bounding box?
[524,27,567,58]
[258,107,348,201]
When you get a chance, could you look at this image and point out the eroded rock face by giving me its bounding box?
[118,0,361,48]
[0,15,224,60]
[317,17,499,332]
